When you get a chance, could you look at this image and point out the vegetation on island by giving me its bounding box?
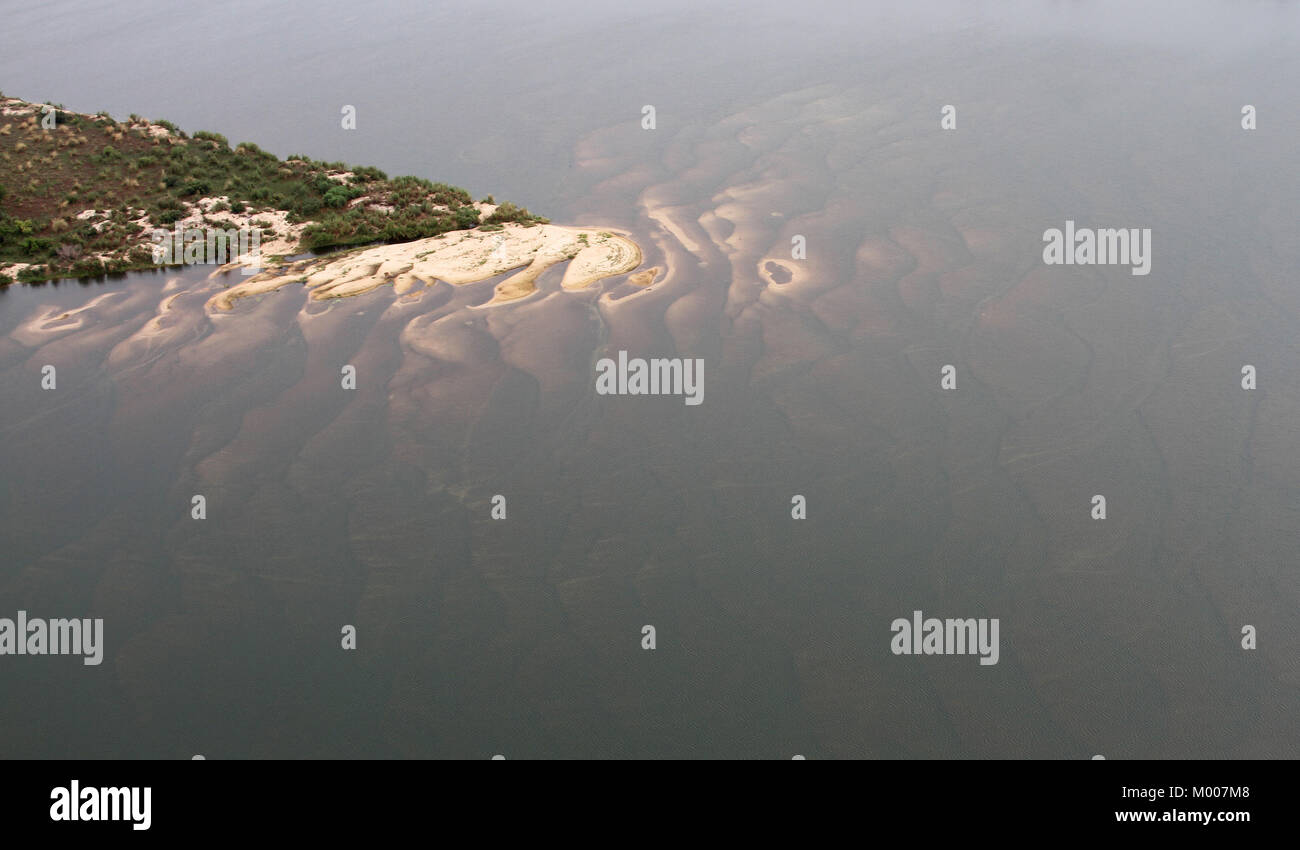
[0,93,547,285]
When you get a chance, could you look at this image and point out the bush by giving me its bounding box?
[453,205,481,229]
[71,257,106,277]
[323,185,363,208]
[295,196,322,216]
[0,218,35,245]
[193,130,229,147]
[483,201,540,225]
[21,237,52,256]
[429,182,472,206]
[236,142,275,160]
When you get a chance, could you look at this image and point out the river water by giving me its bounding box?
[0,0,1298,758]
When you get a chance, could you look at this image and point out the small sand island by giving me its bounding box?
[0,93,646,303]
[208,224,642,311]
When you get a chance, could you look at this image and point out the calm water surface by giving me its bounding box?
[1,0,1298,757]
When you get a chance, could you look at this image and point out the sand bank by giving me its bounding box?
[207,224,642,312]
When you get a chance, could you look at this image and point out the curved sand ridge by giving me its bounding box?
[207,223,643,312]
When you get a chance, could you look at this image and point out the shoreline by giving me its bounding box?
[0,94,549,288]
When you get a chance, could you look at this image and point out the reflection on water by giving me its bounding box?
[1,1,1299,758]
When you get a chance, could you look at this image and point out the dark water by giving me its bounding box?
[1,1,1299,758]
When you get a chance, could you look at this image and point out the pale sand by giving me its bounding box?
[207,223,642,312]
[11,291,127,346]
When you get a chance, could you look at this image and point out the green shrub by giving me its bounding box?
[0,218,36,244]
[294,197,322,216]
[453,206,481,229]
[21,237,52,256]
[193,130,229,147]
[128,245,155,264]
[428,182,470,199]
[323,185,362,208]
[483,201,541,225]
[236,142,274,160]
[71,257,106,277]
